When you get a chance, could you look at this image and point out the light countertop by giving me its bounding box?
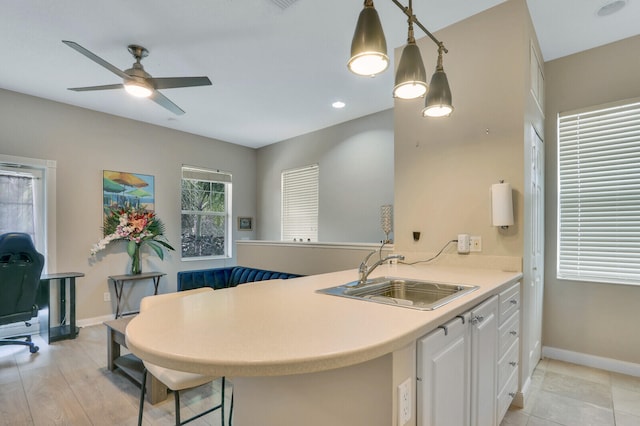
[125,263,522,377]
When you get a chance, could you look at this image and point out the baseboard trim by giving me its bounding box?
[542,346,640,378]
[78,314,117,328]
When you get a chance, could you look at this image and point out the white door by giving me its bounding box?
[417,314,470,426]
[528,126,545,374]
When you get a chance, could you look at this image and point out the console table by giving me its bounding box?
[108,272,165,318]
[38,272,85,343]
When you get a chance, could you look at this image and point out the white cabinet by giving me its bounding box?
[470,295,499,426]
[417,283,521,426]
[496,283,521,421]
[417,314,470,426]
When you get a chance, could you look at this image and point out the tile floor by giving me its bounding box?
[501,358,640,426]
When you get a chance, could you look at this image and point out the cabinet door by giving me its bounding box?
[417,315,470,426]
[470,295,499,426]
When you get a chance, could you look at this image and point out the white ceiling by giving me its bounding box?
[1,0,638,148]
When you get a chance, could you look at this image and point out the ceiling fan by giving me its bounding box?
[62,40,212,115]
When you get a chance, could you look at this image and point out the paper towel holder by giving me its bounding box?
[491,180,514,230]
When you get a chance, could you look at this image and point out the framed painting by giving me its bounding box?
[103,170,155,214]
[238,217,253,231]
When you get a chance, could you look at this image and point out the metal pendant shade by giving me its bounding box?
[422,70,453,117]
[393,42,427,99]
[422,48,453,117]
[348,2,389,77]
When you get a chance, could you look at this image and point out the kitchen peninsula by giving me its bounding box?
[126,263,522,426]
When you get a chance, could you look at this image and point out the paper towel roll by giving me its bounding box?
[491,183,514,227]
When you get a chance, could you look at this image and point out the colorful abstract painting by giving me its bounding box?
[102,170,155,214]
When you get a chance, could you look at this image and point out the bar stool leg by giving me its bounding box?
[138,369,148,426]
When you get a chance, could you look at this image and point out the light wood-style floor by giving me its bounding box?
[2,324,639,425]
[0,324,231,425]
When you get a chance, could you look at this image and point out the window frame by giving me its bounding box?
[557,98,640,286]
[180,166,232,260]
[0,154,56,272]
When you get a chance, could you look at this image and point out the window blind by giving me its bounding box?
[557,99,640,285]
[281,164,318,242]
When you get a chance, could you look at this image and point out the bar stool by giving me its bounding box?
[136,287,231,425]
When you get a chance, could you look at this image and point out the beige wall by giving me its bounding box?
[544,35,640,364]
[394,0,529,258]
[0,89,256,322]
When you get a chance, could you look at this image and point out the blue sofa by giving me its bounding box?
[177,266,302,292]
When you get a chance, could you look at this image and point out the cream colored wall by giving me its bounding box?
[394,0,528,259]
[0,89,256,322]
[544,35,640,364]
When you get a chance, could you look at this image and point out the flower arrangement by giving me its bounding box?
[91,207,175,274]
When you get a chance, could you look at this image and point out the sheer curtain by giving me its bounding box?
[0,174,36,242]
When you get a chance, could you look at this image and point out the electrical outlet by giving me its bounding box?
[398,378,411,425]
[103,292,111,302]
[470,236,482,252]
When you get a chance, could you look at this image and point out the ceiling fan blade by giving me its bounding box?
[62,40,130,80]
[149,77,212,90]
[150,90,185,115]
[68,84,124,92]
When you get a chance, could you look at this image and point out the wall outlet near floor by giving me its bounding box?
[398,377,411,425]
[103,292,111,302]
[470,235,482,252]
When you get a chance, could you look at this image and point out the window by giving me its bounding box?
[181,166,232,259]
[0,159,47,255]
[281,164,318,242]
[557,99,640,285]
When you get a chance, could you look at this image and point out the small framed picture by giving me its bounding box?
[238,217,253,231]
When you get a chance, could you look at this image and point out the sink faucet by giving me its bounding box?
[357,250,405,286]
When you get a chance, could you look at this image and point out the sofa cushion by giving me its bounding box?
[227,266,301,287]
[177,266,301,292]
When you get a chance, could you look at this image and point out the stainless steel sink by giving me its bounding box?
[317,277,479,310]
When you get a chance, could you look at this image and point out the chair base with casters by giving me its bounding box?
[138,366,227,426]
[0,329,39,353]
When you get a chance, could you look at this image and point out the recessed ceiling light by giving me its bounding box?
[332,101,346,109]
[597,0,627,17]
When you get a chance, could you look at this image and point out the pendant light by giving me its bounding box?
[393,12,427,99]
[348,0,389,77]
[348,0,453,117]
[422,43,453,117]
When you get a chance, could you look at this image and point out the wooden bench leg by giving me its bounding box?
[147,371,169,404]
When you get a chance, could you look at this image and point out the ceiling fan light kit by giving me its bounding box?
[349,0,453,117]
[62,40,212,115]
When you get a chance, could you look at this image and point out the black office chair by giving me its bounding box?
[0,232,44,353]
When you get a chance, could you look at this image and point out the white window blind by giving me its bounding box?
[557,99,640,285]
[281,164,318,242]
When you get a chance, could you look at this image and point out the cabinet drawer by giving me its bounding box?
[498,339,519,392]
[499,282,520,323]
[497,366,518,423]
[498,312,519,357]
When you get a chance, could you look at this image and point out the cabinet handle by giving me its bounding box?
[510,299,518,305]
[509,392,516,398]
[470,315,484,325]
[510,330,518,336]
[509,361,518,367]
